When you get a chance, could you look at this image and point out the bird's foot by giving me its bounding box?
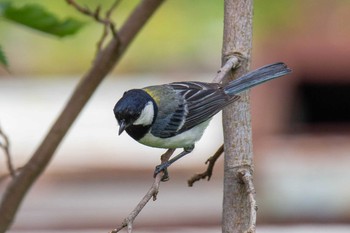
[154,163,170,182]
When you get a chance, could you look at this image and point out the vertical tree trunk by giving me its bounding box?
[221,0,253,233]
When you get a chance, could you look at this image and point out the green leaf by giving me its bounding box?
[0,45,8,67]
[0,2,85,37]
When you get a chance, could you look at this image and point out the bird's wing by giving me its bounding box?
[169,82,239,134]
[147,82,239,138]
[144,85,188,138]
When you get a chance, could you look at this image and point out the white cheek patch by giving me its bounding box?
[133,101,154,126]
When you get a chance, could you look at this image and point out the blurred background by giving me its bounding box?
[1,0,350,232]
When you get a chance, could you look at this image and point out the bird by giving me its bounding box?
[113,62,291,179]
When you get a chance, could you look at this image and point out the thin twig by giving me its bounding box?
[96,0,121,51]
[105,0,120,37]
[66,0,121,52]
[0,125,15,178]
[239,168,257,233]
[187,144,223,187]
[212,54,241,83]
[110,149,175,233]
[66,0,111,24]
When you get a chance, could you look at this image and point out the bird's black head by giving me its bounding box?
[113,89,155,135]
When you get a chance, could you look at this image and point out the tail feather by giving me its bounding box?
[224,62,291,95]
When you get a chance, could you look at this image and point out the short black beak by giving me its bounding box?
[118,120,126,135]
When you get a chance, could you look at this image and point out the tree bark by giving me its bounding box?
[221,0,254,233]
[0,1,165,232]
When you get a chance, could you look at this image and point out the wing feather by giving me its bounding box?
[147,81,239,138]
[170,81,239,134]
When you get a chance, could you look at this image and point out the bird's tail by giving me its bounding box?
[224,62,291,95]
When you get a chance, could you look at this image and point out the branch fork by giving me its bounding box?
[66,0,121,52]
[212,54,242,83]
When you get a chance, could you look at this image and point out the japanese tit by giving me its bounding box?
[113,62,291,176]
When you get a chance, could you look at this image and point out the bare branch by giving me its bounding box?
[106,0,121,35]
[0,125,15,178]
[212,54,241,83]
[66,0,121,52]
[66,0,118,24]
[187,144,223,186]
[111,149,175,233]
[96,0,121,51]
[239,168,257,233]
[111,175,162,233]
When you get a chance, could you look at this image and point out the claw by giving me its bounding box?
[154,163,170,182]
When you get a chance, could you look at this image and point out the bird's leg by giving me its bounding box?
[154,145,194,179]
[157,149,175,181]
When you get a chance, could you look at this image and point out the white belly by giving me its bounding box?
[138,120,211,149]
